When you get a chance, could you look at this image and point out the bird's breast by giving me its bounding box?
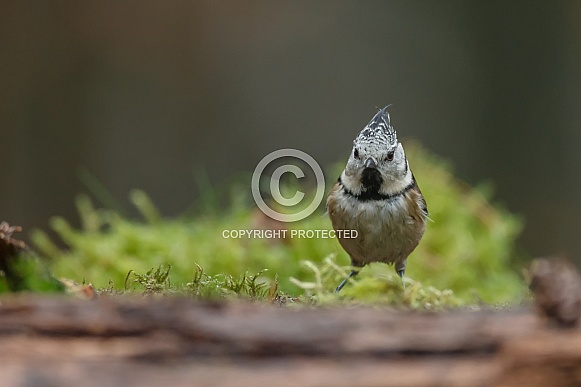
[327,185,426,265]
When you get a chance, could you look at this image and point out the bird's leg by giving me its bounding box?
[335,270,359,293]
[397,269,405,289]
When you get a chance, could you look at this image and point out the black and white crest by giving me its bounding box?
[354,106,397,149]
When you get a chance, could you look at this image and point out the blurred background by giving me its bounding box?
[1,1,580,261]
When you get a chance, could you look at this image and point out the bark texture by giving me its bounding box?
[0,296,580,387]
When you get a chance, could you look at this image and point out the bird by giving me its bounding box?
[326,107,428,293]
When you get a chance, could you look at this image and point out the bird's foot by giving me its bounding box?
[335,270,359,293]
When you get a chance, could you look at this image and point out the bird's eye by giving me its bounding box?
[353,148,360,159]
[386,150,394,161]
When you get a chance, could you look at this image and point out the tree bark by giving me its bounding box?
[0,295,579,387]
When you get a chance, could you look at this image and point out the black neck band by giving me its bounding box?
[339,176,415,202]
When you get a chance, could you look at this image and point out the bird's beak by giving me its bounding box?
[364,157,377,169]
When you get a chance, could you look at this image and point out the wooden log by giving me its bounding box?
[0,295,580,386]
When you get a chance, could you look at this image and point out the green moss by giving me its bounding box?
[30,143,527,307]
[0,253,64,293]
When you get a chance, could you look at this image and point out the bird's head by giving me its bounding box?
[341,107,410,197]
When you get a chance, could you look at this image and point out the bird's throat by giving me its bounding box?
[360,168,383,195]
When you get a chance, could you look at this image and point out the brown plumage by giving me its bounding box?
[327,108,428,292]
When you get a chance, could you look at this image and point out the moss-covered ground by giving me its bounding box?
[4,143,528,309]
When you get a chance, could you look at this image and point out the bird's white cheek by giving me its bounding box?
[344,163,359,177]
